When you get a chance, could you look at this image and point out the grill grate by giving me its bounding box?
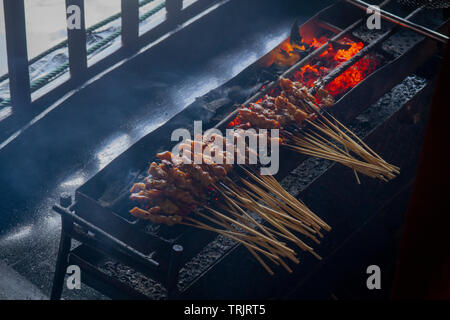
[398,0,450,9]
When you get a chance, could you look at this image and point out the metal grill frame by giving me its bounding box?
[50,0,449,300]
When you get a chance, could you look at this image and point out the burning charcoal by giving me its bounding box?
[293,46,310,55]
[329,40,352,51]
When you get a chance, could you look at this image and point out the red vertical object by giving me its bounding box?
[391,43,450,299]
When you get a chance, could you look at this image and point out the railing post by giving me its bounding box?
[3,0,31,109]
[166,0,183,21]
[65,0,88,81]
[121,0,139,50]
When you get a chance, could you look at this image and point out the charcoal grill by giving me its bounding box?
[50,0,449,300]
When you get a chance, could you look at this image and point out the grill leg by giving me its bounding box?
[167,244,183,299]
[50,216,72,300]
[51,194,73,300]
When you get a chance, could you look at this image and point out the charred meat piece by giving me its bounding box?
[130,207,182,226]
[238,107,280,129]
[316,87,335,107]
[130,124,280,224]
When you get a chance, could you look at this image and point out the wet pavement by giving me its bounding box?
[0,0,329,299]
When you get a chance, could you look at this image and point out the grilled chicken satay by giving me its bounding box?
[208,132,270,165]
[235,78,333,132]
[280,77,334,108]
[130,151,206,223]
[280,77,317,103]
[130,144,235,224]
[130,128,281,225]
[237,98,313,129]
[238,107,280,129]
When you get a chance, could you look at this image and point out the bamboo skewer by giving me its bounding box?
[203,203,301,262]
[174,158,331,275]
[185,215,292,264]
[236,179,322,240]
[334,117,360,184]
[286,145,391,180]
[218,203,312,247]
[324,113,399,170]
[241,169,330,231]
[314,115,399,172]
[216,201,284,267]
[218,191,311,247]
[222,189,316,254]
[203,205,294,256]
[286,143,391,174]
[260,174,327,225]
[288,137,395,175]
[188,207,296,272]
[183,219,278,260]
[283,113,399,181]
[225,188,318,251]
[220,179,319,236]
[246,246,275,275]
[269,85,399,182]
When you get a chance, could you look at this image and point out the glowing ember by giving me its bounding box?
[293,37,366,89]
[280,36,328,56]
[228,33,382,128]
[263,36,329,67]
[325,54,381,97]
[296,64,328,87]
[227,116,242,128]
[334,41,364,62]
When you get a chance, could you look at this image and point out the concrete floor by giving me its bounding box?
[0,0,332,299]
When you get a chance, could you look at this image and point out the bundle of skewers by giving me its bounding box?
[236,78,400,183]
[130,77,399,275]
[130,131,330,275]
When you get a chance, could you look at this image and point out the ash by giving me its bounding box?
[349,76,427,136]
[100,261,168,300]
[177,235,237,291]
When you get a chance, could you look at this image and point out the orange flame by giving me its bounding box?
[325,55,380,96]
[293,37,381,98]
[334,41,364,61]
[293,37,365,88]
[228,34,382,128]
[263,36,328,67]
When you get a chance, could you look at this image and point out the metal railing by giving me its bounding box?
[1,0,220,111]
